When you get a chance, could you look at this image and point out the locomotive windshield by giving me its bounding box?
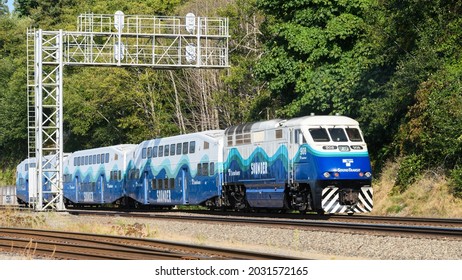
[309,127,363,142]
[328,128,348,142]
[309,128,330,142]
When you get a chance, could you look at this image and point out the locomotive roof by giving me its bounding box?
[224,115,359,135]
[282,115,359,127]
[225,119,283,135]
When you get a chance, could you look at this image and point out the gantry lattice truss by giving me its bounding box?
[26,12,229,211]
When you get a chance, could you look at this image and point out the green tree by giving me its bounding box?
[0,0,9,15]
[0,16,32,164]
[255,0,373,118]
[359,0,462,169]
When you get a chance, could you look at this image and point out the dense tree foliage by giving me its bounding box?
[255,0,373,117]
[1,0,462,195]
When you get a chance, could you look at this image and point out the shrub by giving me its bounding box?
[394,154,424,193]
[449,167,462,198]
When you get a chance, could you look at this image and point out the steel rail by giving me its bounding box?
[0,227,297,260]
[68,210,462,239]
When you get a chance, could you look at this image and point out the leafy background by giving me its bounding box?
[1,0,462,214]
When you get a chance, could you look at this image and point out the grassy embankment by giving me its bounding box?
[372,161,462,218]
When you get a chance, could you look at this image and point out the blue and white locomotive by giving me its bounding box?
[222,116,372,214]
[16,115,373,214]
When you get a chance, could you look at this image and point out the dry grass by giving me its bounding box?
[372,161,462,217]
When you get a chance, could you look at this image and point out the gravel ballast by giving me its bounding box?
[1,211,461,260]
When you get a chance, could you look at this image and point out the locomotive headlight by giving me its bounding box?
[323,172,330,178]
[365,172,372,178]
[334,172,340,178]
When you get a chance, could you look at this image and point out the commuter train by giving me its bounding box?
[16,115,373,214]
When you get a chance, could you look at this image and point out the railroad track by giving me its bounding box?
[0,227,297,260]
[67,209,462,239]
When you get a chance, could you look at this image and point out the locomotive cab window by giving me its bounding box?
[328,128,348,142]
[346,128,363,142]
[309,128,330,142]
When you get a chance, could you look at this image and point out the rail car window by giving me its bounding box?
[164,145,169,156]
[114,154,118,160]
[275,129,283,139]
[157,179,164,189]
[101,154,105,163]
[105,153,109,163]
[74,158,77,166]
[190,141,196,153]
[346,128,363,142]
[244,133,251,144]
[97,154,101,164]
[152,179,157,189]
[169,178,175,189]
[309,128,330,142]
[142,148,147,159]
[203,163,209,176]
[147,147,152,158]
[158,146,164,157]
[235,134,243,145]
[328,128,348,142]
[204,141,210,150]
[118,170,121,180]
[63,174,72,183]
[93,155,97,164]
[227,135,233,146]
[183,142,188,154]
[152,146,158,158]
[84,156,88,165]
[170,144,176,155]
[176,143,182,155]
[89,156,93,165]
[128,169,139,180]
[110,171,116,180]
[210,162,215,175]
[164,178,169,190]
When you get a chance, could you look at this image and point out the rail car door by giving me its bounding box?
[98,175,104,203]
[143,171,148,204]
[74,176,79,203]
[181,167,189,204]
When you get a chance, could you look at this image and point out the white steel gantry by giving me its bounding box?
[26,12,229,211]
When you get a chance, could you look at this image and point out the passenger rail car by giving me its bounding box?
[16,115,373,214]
[62,144,137,206]
[16,154,69,205]
[125,130,224,208]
